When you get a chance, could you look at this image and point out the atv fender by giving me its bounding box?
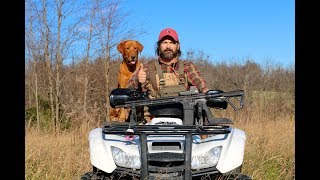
[88,128,117,173]
[216,128,246,173]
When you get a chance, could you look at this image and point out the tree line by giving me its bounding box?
[25,54,294,132]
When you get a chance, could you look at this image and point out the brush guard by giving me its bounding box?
[102,123,232,179]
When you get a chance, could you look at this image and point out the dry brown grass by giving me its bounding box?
[25,123,92,180]
[238,118,295,179]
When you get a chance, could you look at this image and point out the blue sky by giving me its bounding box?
[120,0,295,68]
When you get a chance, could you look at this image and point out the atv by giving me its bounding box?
[81,86,252,180]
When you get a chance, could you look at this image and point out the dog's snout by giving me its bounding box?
[131,55,136,60]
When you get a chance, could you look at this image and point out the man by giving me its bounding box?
[126,27,210,126]
[127,27,209,96]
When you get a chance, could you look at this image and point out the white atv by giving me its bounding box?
[81,87,252,179]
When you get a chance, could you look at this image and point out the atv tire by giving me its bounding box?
[80,172,95,180]
[80,171,114,180]
[223,174,252,180]
[218,165,252,180]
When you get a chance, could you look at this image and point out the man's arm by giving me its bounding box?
[184,61,209,93]
[126,69,140,89]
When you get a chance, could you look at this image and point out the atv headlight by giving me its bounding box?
[111,146,141,169]
[191,146,222,170]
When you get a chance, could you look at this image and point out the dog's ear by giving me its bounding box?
[117,40,126,55]
[136,41,144,53]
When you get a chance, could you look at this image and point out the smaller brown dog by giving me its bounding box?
[110,40,143,122]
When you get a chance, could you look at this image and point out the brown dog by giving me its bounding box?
[109,40,144,122]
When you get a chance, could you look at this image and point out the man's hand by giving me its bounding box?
[202,88,210,93]
[138,64,147,83]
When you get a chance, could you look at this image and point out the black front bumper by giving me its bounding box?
[103,124,231,179]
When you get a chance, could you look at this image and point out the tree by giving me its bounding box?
[25,3,41,131]
[87,0,145,122]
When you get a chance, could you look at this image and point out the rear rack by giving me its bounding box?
[102,123,231,179]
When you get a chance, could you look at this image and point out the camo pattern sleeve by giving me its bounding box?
[126,63,150,90]
[126,72,139,89]
[184,61,209,93]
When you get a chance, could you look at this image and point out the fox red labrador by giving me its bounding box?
[109,40,144,122]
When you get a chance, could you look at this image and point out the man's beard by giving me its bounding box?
[159,49,178,62]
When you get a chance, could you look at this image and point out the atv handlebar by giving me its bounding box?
[110,88,245,111]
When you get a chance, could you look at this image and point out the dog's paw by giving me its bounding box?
[117,117,127,122]
[110,116,119,122]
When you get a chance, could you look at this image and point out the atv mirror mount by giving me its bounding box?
[225,95,244,111]
[129,103,138,128]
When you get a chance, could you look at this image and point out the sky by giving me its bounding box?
[120,0,295,68]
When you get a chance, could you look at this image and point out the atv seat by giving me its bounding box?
[149,103,183,118]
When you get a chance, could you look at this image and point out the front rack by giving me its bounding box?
[102,123,231,135]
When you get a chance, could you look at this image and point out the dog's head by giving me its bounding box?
[117,40,144,66]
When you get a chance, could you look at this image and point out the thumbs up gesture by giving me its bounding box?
[138,64,147,83]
